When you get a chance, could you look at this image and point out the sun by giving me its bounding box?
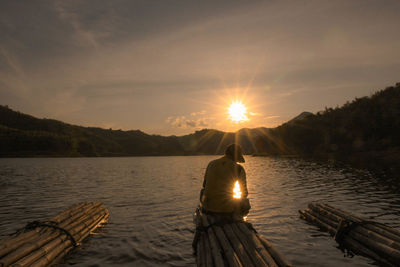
[228,101,249,122]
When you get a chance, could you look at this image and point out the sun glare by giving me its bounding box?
[233,180,242,199]
[228,101,249,122]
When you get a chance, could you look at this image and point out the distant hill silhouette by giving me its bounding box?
[0,105,269,157]
[255,83,400,175]
[286,111,313,125]
[1,82,399,175]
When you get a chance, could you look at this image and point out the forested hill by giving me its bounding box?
[0,105,269,157]
[255,83,400,174]
[1,83,399,175]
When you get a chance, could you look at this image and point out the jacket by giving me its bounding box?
[202,156,248,213]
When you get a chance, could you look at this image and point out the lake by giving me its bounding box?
[1,156,400,266]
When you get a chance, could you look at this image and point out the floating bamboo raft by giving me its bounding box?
[193,207,292,267]
[299,202,400,267]
[0,201,109,267]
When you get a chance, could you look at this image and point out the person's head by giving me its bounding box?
[225,144,245,163]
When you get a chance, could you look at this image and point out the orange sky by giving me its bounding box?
[1,1,400,135]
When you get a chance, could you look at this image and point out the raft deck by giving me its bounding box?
[193,207,292,267]
[0,201,109,267]
[299,202,400,267]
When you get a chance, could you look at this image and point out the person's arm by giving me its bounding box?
[202,163,211,188]
[238,165,248,198]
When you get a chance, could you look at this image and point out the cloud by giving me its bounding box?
[249,112,261,116]
[265,115,280,120]
[167,115,209,128]
[190,110,207,116]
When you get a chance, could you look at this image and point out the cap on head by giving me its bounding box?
[225,144,245,163]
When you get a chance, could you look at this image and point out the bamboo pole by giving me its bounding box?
[14,209,108,267]
[312,203,400,252]
[49,202,90,224]
[222,223,255,267]
[236,223,278,267]
[230,223,268,267]
[348,231,400,263]
[306,209,338,229]
[344,236,397,267]
[199,234,207,267]
[196,235,202,267]
[0,230,41,259]
[319,203,400,243]
[298,210,336,236]
[208,217,242,267]
[0,202,108,267]
[303,208,397,266]
[0,202,103,260]
[301,203,400,266]
[258,237,292,267]
[201,215,224,267]
[11,209,108,267]
[203,234,213,267]
[308,204,341,224]
[313,203,400,252]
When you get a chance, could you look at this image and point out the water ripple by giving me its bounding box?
[0,156,399,266]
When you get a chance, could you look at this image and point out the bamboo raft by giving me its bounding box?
[193,207,292,267]
[299,202,400,267]
[0,201,109,267]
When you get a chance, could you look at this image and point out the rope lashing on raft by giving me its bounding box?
[23,220,79,247]
[334,218,388,257]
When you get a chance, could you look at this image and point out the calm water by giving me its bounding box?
[1,156,400,267]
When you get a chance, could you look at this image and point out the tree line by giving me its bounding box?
[1,83,399,175]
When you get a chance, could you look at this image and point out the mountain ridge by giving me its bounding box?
[1,82,399,176]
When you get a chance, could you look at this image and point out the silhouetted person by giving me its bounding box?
[200,144,250,219]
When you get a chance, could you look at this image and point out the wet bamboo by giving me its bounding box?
[258,237,292,267]
[76,212,109,243]
[303,203,400,266]
[196,235,202,267]
[43,246,73,267]
[236,223,278,267]
[314,206,400,253]
[195,209,203,267]
[348,231,400,263]
[0,230,40,259]
[308,204,341,224]
[14,210,108,267]
[298,210,336,236]
[201,215,224,267]
[300,210,392,265]
[306,209,338,229]
[198,234,206,267]
[344,235,397,267]
[58,204,104,229]
[45,211,108,267]
[28,236,69,267]
[203,234,213,267]
[0,202,102,260]
[49,202,90,224]
[61,204,106,232]
[315,204,400,245]
[9,206,107,267]
[0,229,60,267]
[222,224,255,267]
[210,222,242,267]
[321,203,400,240]
[353,226,400,251]
[0,204,101,264]
[230,223,268,267]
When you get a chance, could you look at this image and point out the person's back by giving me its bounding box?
[201,144,250,216]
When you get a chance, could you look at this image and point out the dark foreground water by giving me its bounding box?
[1,156,400,266]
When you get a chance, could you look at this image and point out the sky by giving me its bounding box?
[1,0,400,135]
